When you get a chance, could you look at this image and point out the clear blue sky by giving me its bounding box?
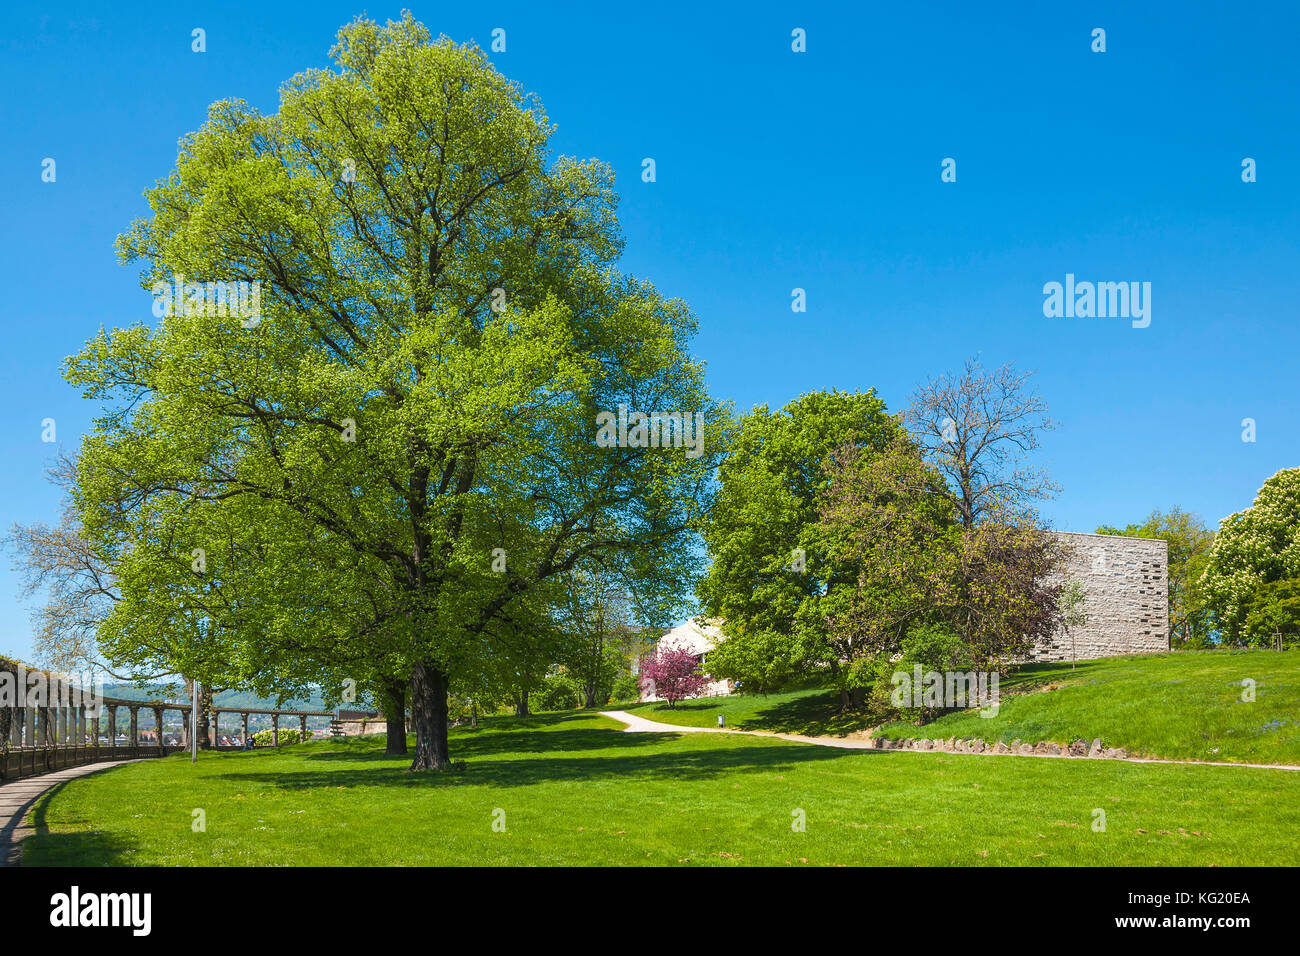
[1,2,1297,661]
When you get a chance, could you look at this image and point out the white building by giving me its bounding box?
[638,618,732,702]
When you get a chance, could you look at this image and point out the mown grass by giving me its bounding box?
[871,651,1300,764]
[24,710,1300,866]
[626,651,1300,765]
[622,685,864,736]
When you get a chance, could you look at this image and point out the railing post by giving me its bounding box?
[241,713,249,749]
[128,707,139,749]
[25,707,36,749]
[38,708,52,770]
[212,710,219,749]
[153,706,164,754]
[272,713,279,747]
[106,705,116,748]
[299,713,307,743]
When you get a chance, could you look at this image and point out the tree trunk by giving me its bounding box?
[514,690,530,717]
[584,686,597,708]
[196,684,214,750]
[382,678,408,756]
[408,660,451,771]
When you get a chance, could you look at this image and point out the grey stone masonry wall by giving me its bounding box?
[1028,531,1169,663]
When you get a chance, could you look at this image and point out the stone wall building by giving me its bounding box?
[1030,531,1169,662]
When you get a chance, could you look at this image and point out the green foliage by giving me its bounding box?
[805,433,959,696]
[702,397,1066,707]
[870,621,972,721]
[811,434,1063,683]
[65,12,729,764]
[697,390,903,691]
[252,728,313,746]
[699,626,807,695]
[609,671,640,702]
[535,672,582,711]
[1242,577,1300,648]
[1199,469,1300,644]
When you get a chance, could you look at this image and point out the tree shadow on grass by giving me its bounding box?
[19,778,139,867]
[735,695,872,737]
[640,692,875,738]
[220,730,861,793]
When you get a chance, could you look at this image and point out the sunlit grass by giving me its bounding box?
[626,650,1300,765]
[25,710,1300,866]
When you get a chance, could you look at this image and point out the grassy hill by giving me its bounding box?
[25,711,1300,866]
[625,650,1300,765]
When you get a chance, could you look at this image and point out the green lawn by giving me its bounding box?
[24,711,1300,866]
[623,684,865,736]
[627,650,1300,765]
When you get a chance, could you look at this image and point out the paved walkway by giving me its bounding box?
[599,711,1300,771]
[0,760,144,866]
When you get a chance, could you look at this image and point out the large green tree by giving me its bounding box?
[1199,469,1300,645]
[68,14,725,769]
[806,433,958,704]
[696,390,902,693]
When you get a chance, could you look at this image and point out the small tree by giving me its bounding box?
[1060,580,1087,670]
[638,647,710,709]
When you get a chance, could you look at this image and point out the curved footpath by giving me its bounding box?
[0,759,144,866]
[599,710,1300,772]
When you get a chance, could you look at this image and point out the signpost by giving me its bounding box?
[191,681,198,763]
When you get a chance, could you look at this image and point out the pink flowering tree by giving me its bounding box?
[638,646,711,708]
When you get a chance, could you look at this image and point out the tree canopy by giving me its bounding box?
[1199,469,1300,645]
[696,390,902,693]
[65,13,727,768]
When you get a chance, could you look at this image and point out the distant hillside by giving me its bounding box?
[102,683,331,710]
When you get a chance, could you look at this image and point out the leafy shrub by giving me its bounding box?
[535,672,581,711]
[610,671,641,702]
[251,727,313,746]
[868,622,972,722]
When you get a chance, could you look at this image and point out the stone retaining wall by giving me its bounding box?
[868,735,1129,759]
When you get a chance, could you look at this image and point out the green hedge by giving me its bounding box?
[251,728,313,746]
